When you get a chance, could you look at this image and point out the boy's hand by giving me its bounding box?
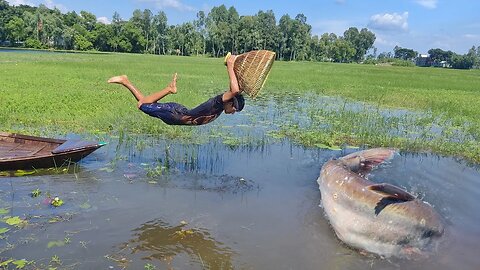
[226,54,237,69]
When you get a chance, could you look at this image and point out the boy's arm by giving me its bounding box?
[222,55,240,102]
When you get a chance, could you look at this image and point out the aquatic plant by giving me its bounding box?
[30,188,42,198]
[1,52,479,162]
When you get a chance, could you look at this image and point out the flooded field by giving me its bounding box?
[1,132,480,269]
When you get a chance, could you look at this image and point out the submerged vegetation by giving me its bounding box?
[1,51,480,162]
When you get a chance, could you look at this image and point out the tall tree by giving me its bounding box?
[80,10,96,31]
[278,14,293,60]
[120,20,145,53]
[290,14,311,60]
[109,11,122,52]
[427,48,454,63]
[255,10,278,52]
[206,5,229,57]
[141,9,153,52]
[93,22,113,51]
[394,46,417,60]
[194,11,207,55]
[343,27,375,62]
[330,38,355,62]
[238,15,257,53]
[226,6,239,53]
[5,16,26,44]
[153,11,168,54]
[450,53,475,69]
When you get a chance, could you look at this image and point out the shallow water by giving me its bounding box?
[0,48,69,54]
[1,135,479,269]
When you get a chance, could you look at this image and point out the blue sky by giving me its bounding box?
[6,0,480,54]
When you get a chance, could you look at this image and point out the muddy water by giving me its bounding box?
[1,136,479,270]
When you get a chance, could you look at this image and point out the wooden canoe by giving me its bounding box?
[0,132,105,171]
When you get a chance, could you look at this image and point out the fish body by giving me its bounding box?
[317,148,444,258]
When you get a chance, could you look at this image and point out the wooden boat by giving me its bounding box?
[0,132,105,171]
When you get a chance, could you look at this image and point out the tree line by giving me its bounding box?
[374,45,480,69]
[0,1,375,62]
[0,0,478,68]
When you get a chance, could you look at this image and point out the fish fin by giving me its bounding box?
[369,183,416,215]
[340,148,395,173]
[368,183,416,201]
[374,196,409,215]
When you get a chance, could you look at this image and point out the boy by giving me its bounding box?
[107,54,244,125]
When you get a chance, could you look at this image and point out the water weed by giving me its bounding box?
[1,52,479,162]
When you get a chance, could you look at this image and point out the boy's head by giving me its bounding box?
[224,94,245,114]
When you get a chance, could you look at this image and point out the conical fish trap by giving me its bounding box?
[229,50,276,98]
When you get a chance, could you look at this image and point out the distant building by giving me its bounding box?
[432,60,450,68]
[416,54,431,67]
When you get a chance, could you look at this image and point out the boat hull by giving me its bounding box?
[0,132,104,171]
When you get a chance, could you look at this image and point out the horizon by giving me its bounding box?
[5,0,480,54]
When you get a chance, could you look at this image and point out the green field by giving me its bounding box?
[1,51,480,162]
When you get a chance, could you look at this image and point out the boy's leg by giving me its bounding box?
[140,73,177,106]
[108,73,177,108]
[107,75,145,101]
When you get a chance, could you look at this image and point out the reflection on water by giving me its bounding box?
[0,130,479,269]
[120,219,235,269]
[0,165,81,178]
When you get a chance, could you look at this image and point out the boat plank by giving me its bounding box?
[1,133,105,171]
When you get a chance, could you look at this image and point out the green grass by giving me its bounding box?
[0,52,228,138]
[268,61,480,124]
[1,51,480,162]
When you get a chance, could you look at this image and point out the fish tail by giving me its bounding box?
[341,148,396,172]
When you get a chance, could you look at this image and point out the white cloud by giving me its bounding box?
[97,17,111,25]
[415,0,438,9]
[464,34,480,39]
[311,19,352,36]
[465,23,480,29]
[44,0,68,13]
[368,12,409,32]
[375,36,396,47]
[6,0,35,6]
[137,0,195,12]
[6,0,68,12]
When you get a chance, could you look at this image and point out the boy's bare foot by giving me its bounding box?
[107,75,128,85]
[168,73,177,94]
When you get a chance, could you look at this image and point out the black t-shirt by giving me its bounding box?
[139,94,225,125]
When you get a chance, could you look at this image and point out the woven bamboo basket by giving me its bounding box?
[224,50,276,98]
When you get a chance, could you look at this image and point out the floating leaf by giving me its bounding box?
[0,259,13,267]
[80,202,91,209]
[47,240,65,248]
[48,217,61,223]
[12,259,27,269]
[51,197,64,207]
[13,170,35,176]
[0,208,9,215]
[31,188,42,198]
[315,143,331,149]
[148,180,158,184]
[0,227,9,234]
[5,216,24,226]
[99,167,114,173]
[328,145,342,151]
[315,143,341,151]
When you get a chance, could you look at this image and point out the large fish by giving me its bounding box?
[317,148,444,258]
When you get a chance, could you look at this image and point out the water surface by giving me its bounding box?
[1,135,479,269]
